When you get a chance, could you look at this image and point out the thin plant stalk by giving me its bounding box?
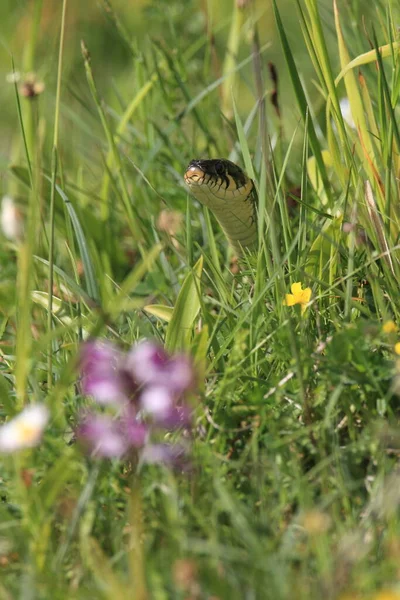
[47,0,68,388]
[128,472,148,600]
[221,0,244,119]
[15,150,42,407]
[23,0,43,163]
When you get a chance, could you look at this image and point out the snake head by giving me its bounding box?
[184,158,251,205]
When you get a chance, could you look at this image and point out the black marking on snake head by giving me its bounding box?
[187,158,248,189]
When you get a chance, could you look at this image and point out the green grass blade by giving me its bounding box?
[53,182,100,303]
[165,256,203,352]
[272,0,332,204]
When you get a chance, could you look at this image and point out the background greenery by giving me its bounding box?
[0,0,400,598]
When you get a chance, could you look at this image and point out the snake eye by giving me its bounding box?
[214,161,225,176]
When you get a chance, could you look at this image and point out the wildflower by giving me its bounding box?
[19,73,45,99]
[127,341,194,395]
[383,320,397,334]
[78,414,128,458]
[77,339,195,464]
[78,413,147,458]
[80,340,128,404]
[6,71,21,84]
[0,405,49,452]
[140,386,173,419]
[80,340,194,409]
[283,282,312,314]
[394,343,400,356]
[1,196,23,241]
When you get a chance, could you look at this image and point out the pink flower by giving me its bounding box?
[77,338,196,465]
[127,341,194,395]
[78,414,128,458]
[126,341,169,386]
[140,385,173,419]
[80,340,194,409]
[78,413,148,459]
[80,341,128,405]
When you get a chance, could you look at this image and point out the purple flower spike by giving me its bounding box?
[167,355,194,395]
[78,414,128,458]
[124,417,148,448]
[155,403,193,430]
[126,341,169,387]
[127,341,194,396]
[77,337,196,468]
[140,385,174,419]
[80,341,127,405]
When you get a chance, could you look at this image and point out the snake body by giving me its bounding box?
[184,159,257,255]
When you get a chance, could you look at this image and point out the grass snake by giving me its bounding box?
[184,158,257,255]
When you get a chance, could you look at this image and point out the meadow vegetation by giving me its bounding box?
[0,0,400,598]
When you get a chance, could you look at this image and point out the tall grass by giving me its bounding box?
[1,0,400,598]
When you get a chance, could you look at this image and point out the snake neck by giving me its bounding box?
[211,189,258,255]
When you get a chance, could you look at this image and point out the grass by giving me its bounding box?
[1,0,400,598]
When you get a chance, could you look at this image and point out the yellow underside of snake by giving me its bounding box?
[184,158,257,255]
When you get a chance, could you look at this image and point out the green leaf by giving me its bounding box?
[165,256,203,352]
[54,183,100,303]
[192,324,209,390]
[307,150,333,206]
[305,215,343,284]
[143,304,174,323]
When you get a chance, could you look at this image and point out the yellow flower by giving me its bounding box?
[283,282,312,314]
[383,320,397,334]
[394,343,400,356]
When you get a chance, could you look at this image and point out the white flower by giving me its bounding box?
[6,71,21,84]
[0,405,49,452]
[1,196,23,241]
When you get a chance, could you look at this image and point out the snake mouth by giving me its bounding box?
[184,158,251,202]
